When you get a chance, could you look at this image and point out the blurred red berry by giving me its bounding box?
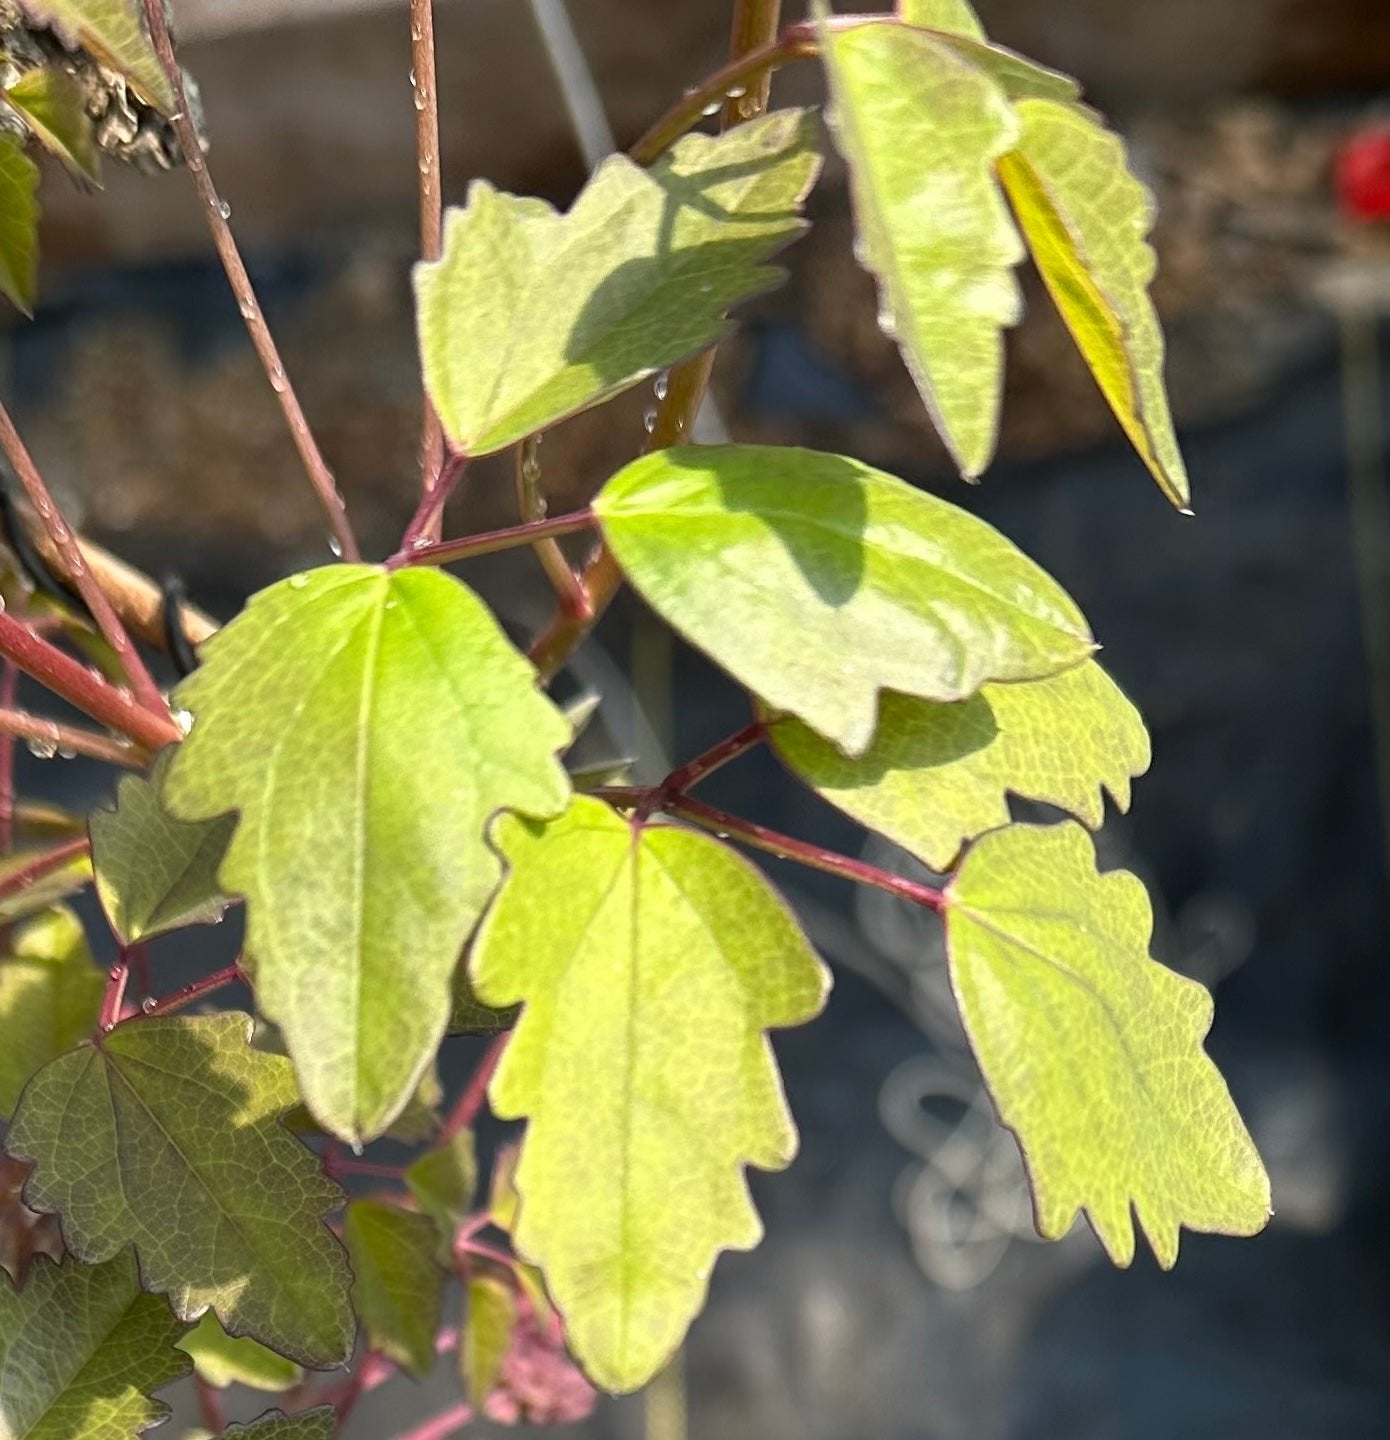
[1338,128,1390,222]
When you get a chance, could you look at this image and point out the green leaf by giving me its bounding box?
[898,0,984,39]
[770,659,1147,870]
[487,1142,521,1234]
[822,18,1024,477]
[18,0,174,113]
[342,1201,444,1379]
[999,100,1189,509]
[472,797,829,1392]
[0,1250,190,1439]
[944,822,1271,1266]
[406,1130,477,1249]
[449,963,516,1035]
[176,1313,301,1393]
[463,1271,515,1407]
[5,66,101,183]
[0,134,39,316]
[595,446,1093,756]
[214,1410,335,1440]
[162,565,572,1144]
[416,109,820,456]
[91,751,235,945]
[0,906,103,1120]
[0,846,93,926]
[6,1012,354,1366]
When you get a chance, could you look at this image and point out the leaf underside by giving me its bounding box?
[176,1312,301,1392]
[944,822,1272,1267]
[999,99,1190,508]
[17,0,175,112]
[416,109,821,455]
[217,1408,336,1440]
[6,1012,355,1367]
[343,1200,445,1379]
[771,658,1148,870]
[5,66,102,182]
[0,135,40,315]
[471,797,829,1392]
[595,445,1094,756]
[162,565,572,1144]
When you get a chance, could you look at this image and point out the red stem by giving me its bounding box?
[194,1376,225,1434]
[0,835,90,904]
[604,789,946,911]
[640,720,766,820]
[410,0,448,529]
[138,0,361,565]
[99,956,130,1032]
[0,661,17,854]
[0,402,168,718]
[391,509,596,570]
[439,1031,510,1142]
[399,453,467,554]
[0,610,177,751]
[0,705,145,768]
[135,962,244,1020]
[394,1402,474,1440]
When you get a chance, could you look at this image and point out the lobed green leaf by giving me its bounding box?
[462,1270,515,1407]
[472,797,829,1391]
[822,17,1024,477]
[6,1012,355,1366]
[91,751,235,944]
[770,659,1148,869]
[5,66,101,182]
[176,1313,301,1393]
[342,1201,445,1379]
[0,847,93,927]
[595,445,1094,756]
[214,1410,335,1440]
[416,109,820,456]
[999,100,1189,508]
[0,1250,189,1439]
[0,135,39,316]
[17,0,174,113]
[162,565,572,1144]
[897,0,985,39]
[406,1130,477,1251]
[944,822,1271,1266]
[0,907,103,1121]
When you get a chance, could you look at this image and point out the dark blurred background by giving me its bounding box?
[7,1,1390,1436]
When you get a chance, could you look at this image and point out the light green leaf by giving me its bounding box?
[0,134,39,316]
[463,1271,515,1407]
[416,109,820,456]
[6,1012,354,1366]
[473,797,829,1391]
[162,565,572,1144]
[0,847,93,926]
[770,660,1147,869]
[343,1201,444,1379]
[176,1313,301,1393]
[822,19,1024,477]
[898,0,984,39]
[944,822,1272,1266]
[406,1131,477,1250]
[999,100,1189,509]
[595,446,1093,756]
[487,1142,521,1234]
[18,0,174,113]
[215,1410,335,1440]
[5,67,100,183]
[0,906,103,1120]
[91,751,235,944]
[0,1251,189,1440]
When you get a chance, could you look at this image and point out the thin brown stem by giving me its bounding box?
[411,0,449,528]
[0,706,147,768]
[0,401,168,717]
[603,788,946,911]
[0,610,177,751]
[528,0,784,684]
[514,437,592,620]
[392,509,596,570]
[139,0,361,565]
[439,1031,510,1142]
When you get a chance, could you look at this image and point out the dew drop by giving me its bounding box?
[643,407,659,434]
[521,454,542,486]
[350,1141,365,1158]
[173,708,194,735]
[217,200,231,221]
[238,295,256,320]
[725,84,747,100]
[654,371,670,401]
[327,534,344,558]
[408,67,418,87]
[26,736,56,759]
[702,99,721,117]
[141,996,158,1013]
[269,367,288,394]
